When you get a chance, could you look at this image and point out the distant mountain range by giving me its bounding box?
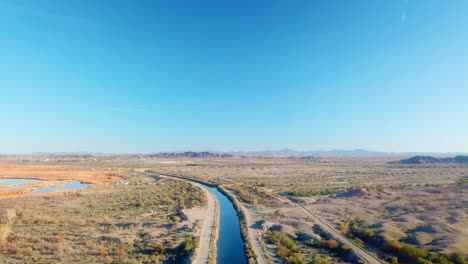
[3,149,468,158]
[145,152,232,158]
[390,155,468,164]
[228,149,468,157]
[230,148,387,156]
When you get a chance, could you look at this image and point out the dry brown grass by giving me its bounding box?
[0,163,119,184]
[0,163,120,198]
[0,173,207,263]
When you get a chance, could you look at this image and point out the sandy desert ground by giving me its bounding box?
[146,156,468,263]
[0,156,466,264]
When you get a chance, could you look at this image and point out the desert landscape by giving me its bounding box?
[143,154,468,264]
[3,1,467,263]
[0,154,466,263]
[0,158,210,263]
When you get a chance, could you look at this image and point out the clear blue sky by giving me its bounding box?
[1,0,467,153]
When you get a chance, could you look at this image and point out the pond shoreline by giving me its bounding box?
[0,178,93,196]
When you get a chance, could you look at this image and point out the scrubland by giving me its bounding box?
[0,156,466,264]
[147,156,468,264]
[0,162,206,264]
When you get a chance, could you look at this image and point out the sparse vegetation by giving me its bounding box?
[291,186,341,197]
[1,155,467,263]
[150,156,468,262]
[229,184,268,204]
[267,231,303,264]
[0,172,206,263]
[343,219,468,264]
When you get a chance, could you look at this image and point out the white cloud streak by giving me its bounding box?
[401,0,409,23]
[0,0,107,28]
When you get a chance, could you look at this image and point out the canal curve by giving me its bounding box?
[151,172,248,264]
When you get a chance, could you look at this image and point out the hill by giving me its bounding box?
[391,155,468,164]
[146,152,232,158]
[230,148,388,157]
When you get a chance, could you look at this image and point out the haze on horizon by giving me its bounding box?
[1,0,467,154]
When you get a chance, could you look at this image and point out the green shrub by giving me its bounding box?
[389,256,399,264]
[451,252,468,264]
[417,258,433,264]
[398,244,428,261]
[357,228,375,240]
[308,253,331,264]
[267,231,303,263]
[183,235,198,252]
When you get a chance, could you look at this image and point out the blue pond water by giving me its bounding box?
[0,179,40,185]
[30,181,92,194]
[0,178,92,194]
[0,179,41,189]
[202,185,247,264]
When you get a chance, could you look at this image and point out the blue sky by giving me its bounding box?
[0,0,467,153]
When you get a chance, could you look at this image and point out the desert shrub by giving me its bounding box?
[308,253,331,264]
[99,248,109,255]
[451,253,468,264]
[267,231,303,263]
[291,186,341,197]
[282,236,300,252]
[383,238,403,252]
[339,223,349,234]
[287,253,306,264]
[425,251,458,264]
[398,244,428,261]
[229,184,266,204]
[183,235,198,252]
[417,258,433,264]
[456,176,468,186]
[319,239,339,249]
[353,237,365,248]
[0,224,11,243]
[356,227,375,240]
[277,245,290,258]
[389,256,399,264]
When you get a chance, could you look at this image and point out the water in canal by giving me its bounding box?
[203,185,247,264]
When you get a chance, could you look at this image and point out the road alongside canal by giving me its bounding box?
[153,173,247,264]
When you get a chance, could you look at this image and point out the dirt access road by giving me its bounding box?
[152,173,267,264]
[269,192,383,264]
[238,202,268,264]
[154,173,217,264]
[192,183,217,264]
